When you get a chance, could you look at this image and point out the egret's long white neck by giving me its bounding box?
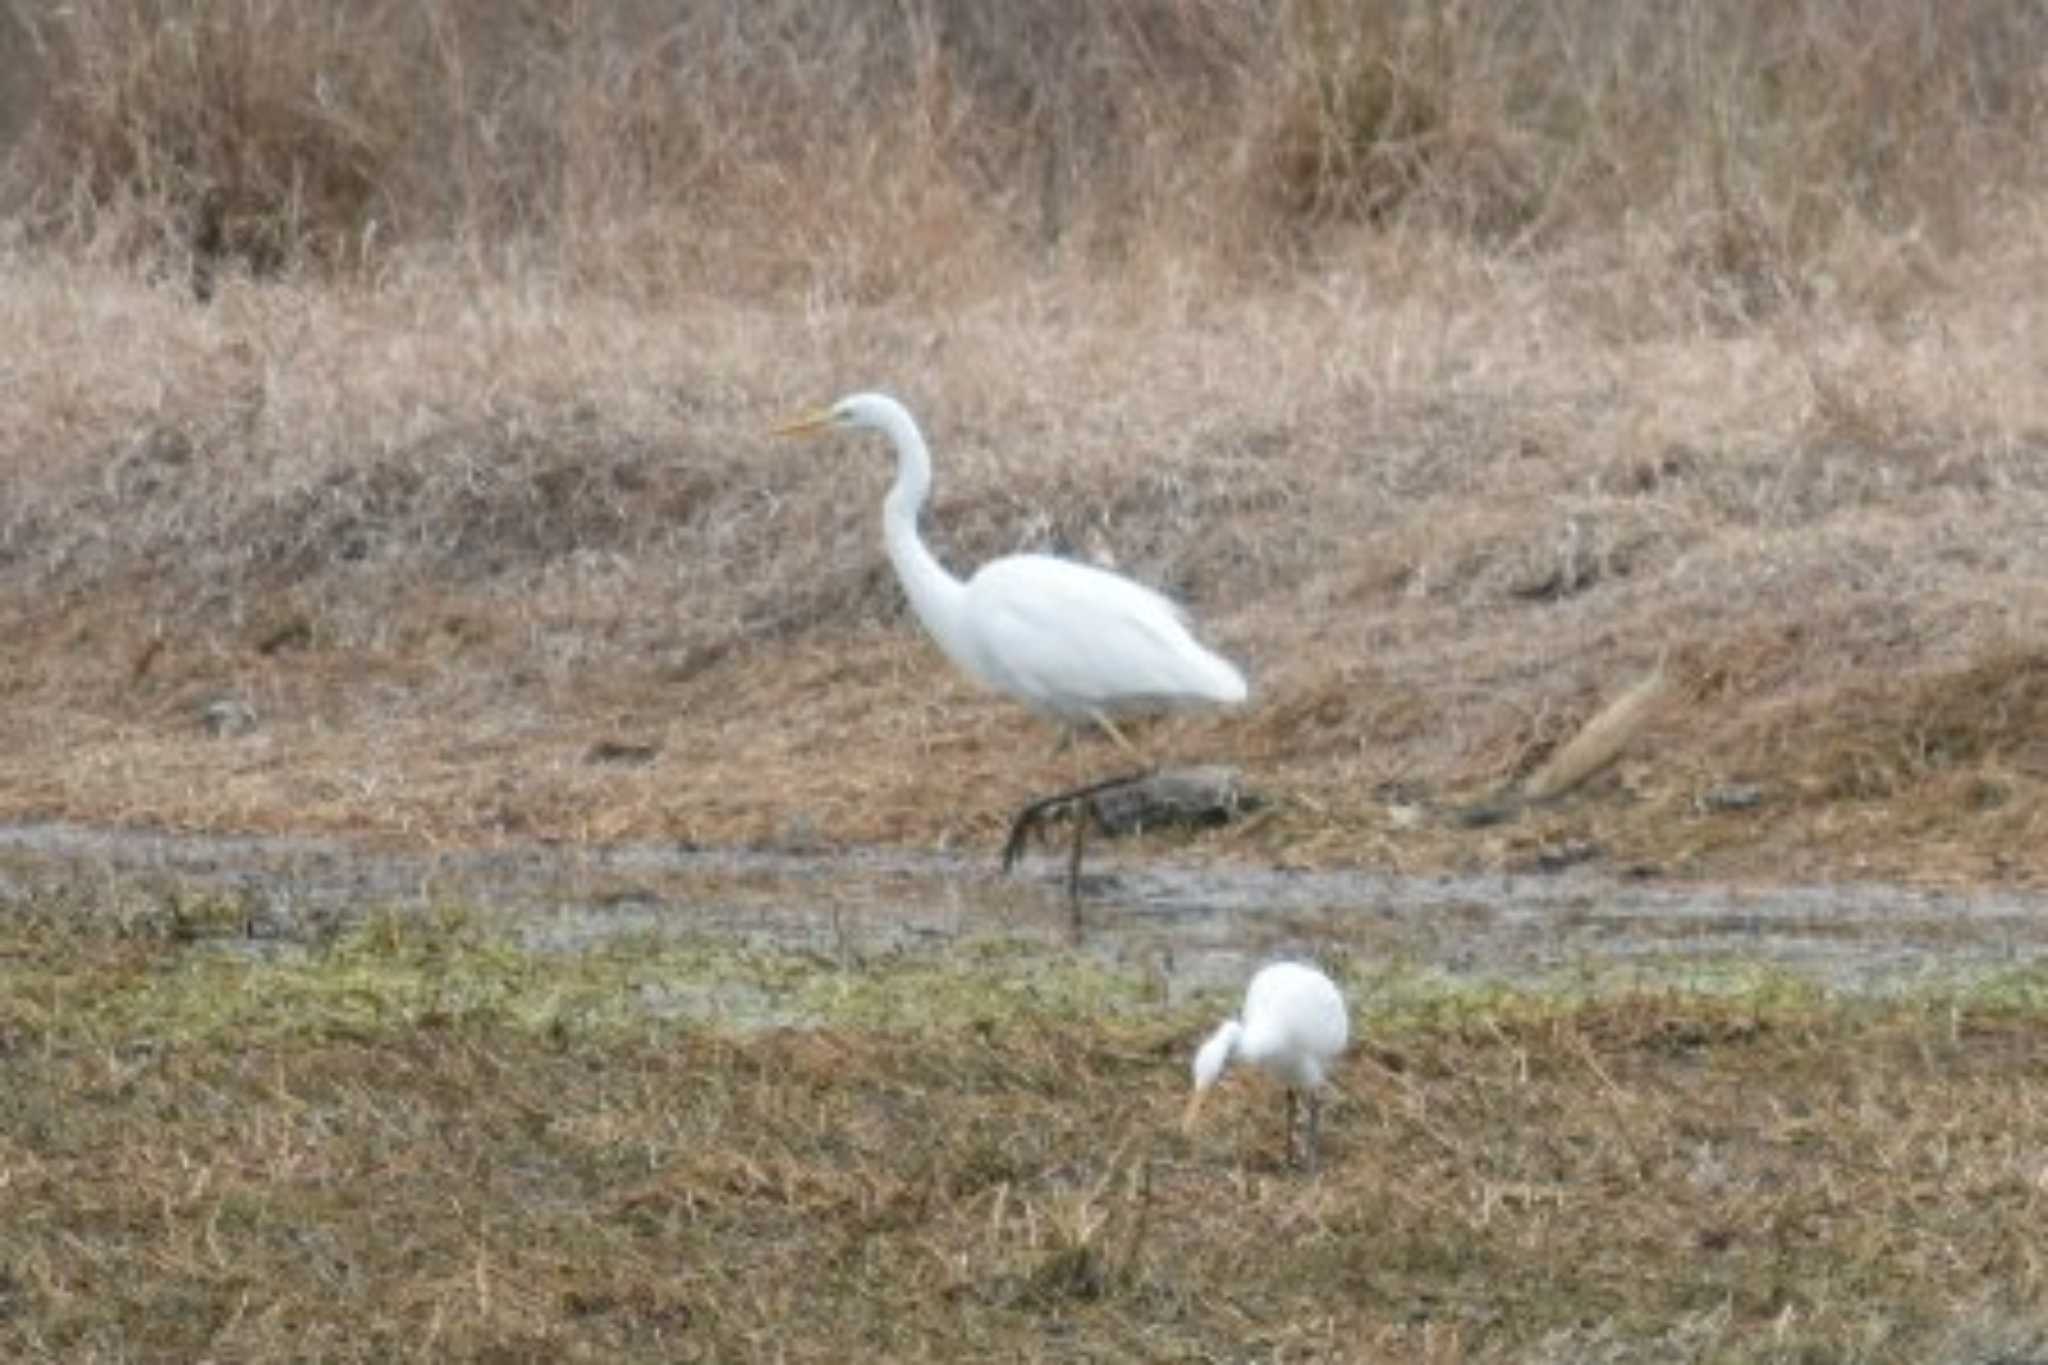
[873,400,970,657]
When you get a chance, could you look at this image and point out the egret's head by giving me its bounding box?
[1181,1018,1242,1135]
[771,391,905,438]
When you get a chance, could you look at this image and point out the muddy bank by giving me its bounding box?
[4,821,2046,1003]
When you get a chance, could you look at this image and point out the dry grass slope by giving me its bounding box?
[2,2,2048,880]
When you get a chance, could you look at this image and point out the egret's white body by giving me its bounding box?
[1184,961,1349,1170]
[777,392,1247,736]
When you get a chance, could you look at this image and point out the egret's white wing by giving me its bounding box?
[958,554,1246,718]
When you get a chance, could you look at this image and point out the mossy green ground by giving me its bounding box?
[8,889,2048,1361]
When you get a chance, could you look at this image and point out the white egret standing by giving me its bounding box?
[773,393,1248,909]
[1183,961,1350,1171]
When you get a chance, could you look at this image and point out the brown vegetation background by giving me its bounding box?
[4,0,2048,882]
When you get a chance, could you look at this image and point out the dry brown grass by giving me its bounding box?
[2,2,2048,887]
[7,1,2047,295]
[9,894,2048,1361]
[3,234,2048,883]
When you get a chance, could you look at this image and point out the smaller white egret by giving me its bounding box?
[1183,961,1350,1172]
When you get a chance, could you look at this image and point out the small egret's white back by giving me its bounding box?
[1238,962,1349,1090]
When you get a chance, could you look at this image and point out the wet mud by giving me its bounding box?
[4,821,2046,1003]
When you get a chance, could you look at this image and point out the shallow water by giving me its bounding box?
[3,820,2045,1001]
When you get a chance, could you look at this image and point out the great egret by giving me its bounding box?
[773,392,1246,736]
[773,392,1248,906]
[1183,961,1349,1172]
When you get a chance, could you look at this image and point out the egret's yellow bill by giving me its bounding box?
[770,408,833,437]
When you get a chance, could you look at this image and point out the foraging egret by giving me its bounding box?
[774,392,1248,916]
[772,392,1248,742]
[1183,961,1349,1171]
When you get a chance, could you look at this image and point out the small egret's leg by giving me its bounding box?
[1304,1090,1324,1175]
[1285,1088,1302,1168]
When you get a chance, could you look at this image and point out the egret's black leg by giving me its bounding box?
[999,769,1153,878]
[1304,1090,1323,1175]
